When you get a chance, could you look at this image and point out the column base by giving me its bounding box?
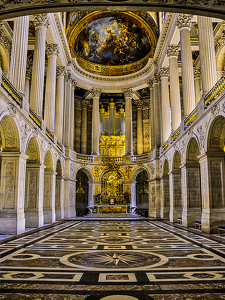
[55,209,61,221]
[169,208,182,223]
[25,211,44,228]
[202,208,225,234]
[182,208,202,227]
[0,213,25,235]
[44,210,56,224]
[160,206,170,220]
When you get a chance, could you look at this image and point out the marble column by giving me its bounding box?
[135,101,143,155]
[91,88,101,155]
[44,44,59,131]
[63,71,72,147]
[166,45,181,131]
[124,88,133,155]
[55,66,65,143]
[25,164,45,228]
[153,74,161,147]
[0,152,28,234]
[81,100,88,154]
[159,67,170,142]
[30,14,49,116]
[24,66,32,101]
[176,14,196,116]
[149,81,155,149]
[70,79,76,149]
[9,16,29,93]
[197,16,217,95]
[194,67,202,104]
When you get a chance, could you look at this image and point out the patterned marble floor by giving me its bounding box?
[1,220,225,299]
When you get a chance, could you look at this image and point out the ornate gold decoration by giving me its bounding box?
[184,108,198,128]
[93,167,100,181]
[29,108,41,128]
[172,128,180,141]
[204,75,225,108]
[1,74,22,106]
[57,141,63,151]
[46,128,54,142]
[162,141,169,150]
[120,166,133,180]
[99,135,125,157]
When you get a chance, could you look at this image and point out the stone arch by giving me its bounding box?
[171,150,182,222]
[0,115,20,152]
[173,150,181,171]
[44,150,53,171]
[161,158,170,220]
[135,169,149,214]
[0,2,225,20]
[207,115,225,152]
[76,168,89,216]
[26,136,40,163]
[131,166,150,181]
[76,167,94,183]
[163,159,169,176]
[186,137,200,164]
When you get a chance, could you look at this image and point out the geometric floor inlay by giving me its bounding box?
[1,219,225,299]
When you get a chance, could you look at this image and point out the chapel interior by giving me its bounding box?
[1,5,225,298]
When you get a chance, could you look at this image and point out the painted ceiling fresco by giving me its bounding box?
[75,15,151,66]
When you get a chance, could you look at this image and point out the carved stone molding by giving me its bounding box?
[46,43,59,57]
[0,29,11,54]
[123,88,133,98]
[81,100,89,108]
[159,67,169,78]
[26,66,32,79]
[215,34,225,52]
[64,71,71,82]
[166,44,180,57]
[148,79,154,88]
[176,14,193,29]
[134,100,143,109]
[91,88,101,98]
[194,67,201,79]
[71,78,77,88]
[34,14,50,28]
[56,66,65,77]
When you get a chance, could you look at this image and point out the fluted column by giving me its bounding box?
[70,79,76,149]
[159,67,171,142]
[9,16,29,93]
[63,71,72,147]
[194,67,202,104]
[149,81,154,150]
[135,101,143,155]
[30,14,49,116]
[166,45,181,131]
[24,66,32,101]
[176,14,196,116]
[197,16,217,95]
[153,74,161,147]
[91,88,101,155]
[44,44,59,131]
[81,100,88,154]
[124,88,133,155]
[55,66,65,143]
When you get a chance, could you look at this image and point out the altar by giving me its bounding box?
[95,204,130,214]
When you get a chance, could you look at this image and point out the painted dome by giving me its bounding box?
[66,11,159,76]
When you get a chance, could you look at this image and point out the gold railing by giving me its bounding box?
[1,73,23,106]
[162,141,169,150]
[102,156,123,163]
[204,74,225,107]
[77,154,93,162]
[131,153,149,162]
[46,128,54,142]
[29,108,41,128]
[172,128,180,141]
[184,108,198,128]
[57,141,63,151]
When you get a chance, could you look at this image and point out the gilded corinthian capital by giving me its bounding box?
[176,14,193,29]
[46,44,59,57]
[159,67,169,78]
[34,14,50,28]
[123,88,133,98]
[166,44,180,57]
[91,88,101,98]
[56,66,65,77]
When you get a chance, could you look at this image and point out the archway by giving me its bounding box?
[202,115,225,233]
[184,137,201,227]
[55,160,63,220]
[161,159,170,220]
[136,169,149,217]
[25,136,42,229]
[170,150,182,223]
[76,169,89,216]
[43,150,55,224]
[0,115,24,234]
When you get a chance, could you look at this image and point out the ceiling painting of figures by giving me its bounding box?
[67,11,158,76]
[75,15,151,66]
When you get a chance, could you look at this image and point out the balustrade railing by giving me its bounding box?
[184,108,198,128]
[101,156,123,163]
[29,107,42,128]
[172,128,180,141]
[1,73,23,107]
[131,153,149,162]
[77,154,93,162]
[204,74,225,108]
